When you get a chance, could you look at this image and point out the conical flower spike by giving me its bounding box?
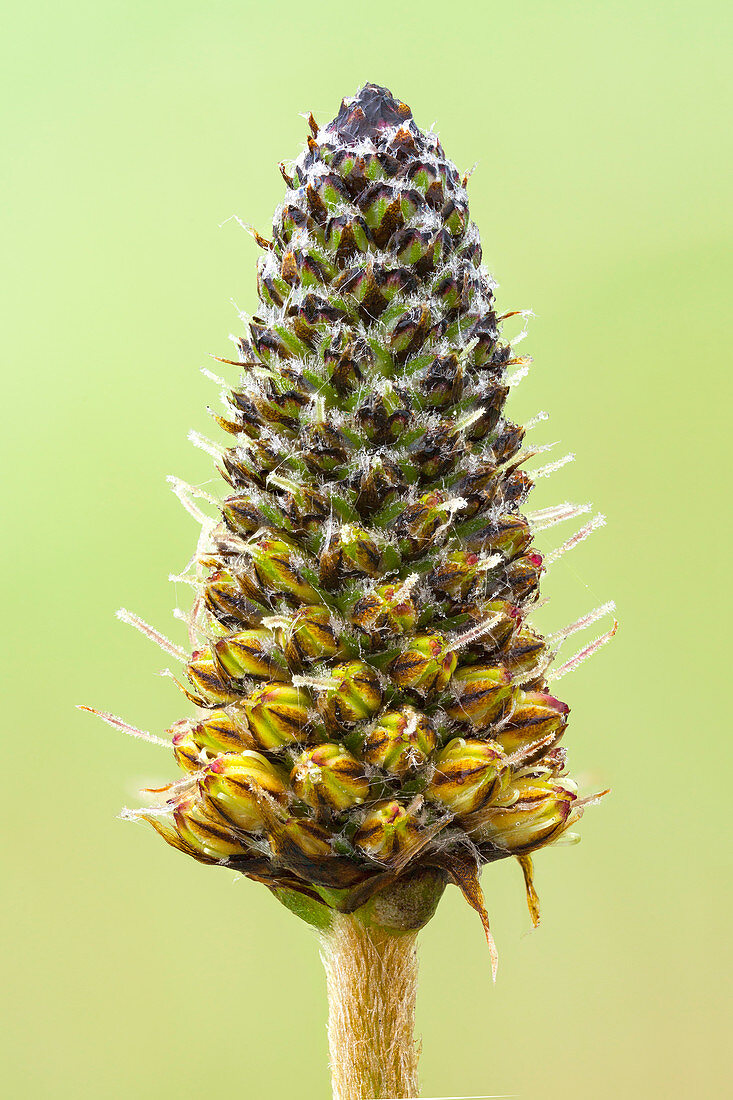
[107,84,613,1100]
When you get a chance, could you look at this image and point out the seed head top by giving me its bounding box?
[327,84,414,144]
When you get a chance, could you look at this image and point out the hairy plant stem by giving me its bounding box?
[321,912,420,1100]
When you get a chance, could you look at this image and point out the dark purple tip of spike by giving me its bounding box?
[326,84,414,145]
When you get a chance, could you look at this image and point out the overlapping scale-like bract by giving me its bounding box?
[135,85,593,939]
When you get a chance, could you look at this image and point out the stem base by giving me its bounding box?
[321,913,420,1100]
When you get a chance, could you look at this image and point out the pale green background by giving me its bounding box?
[2,1,730,1097]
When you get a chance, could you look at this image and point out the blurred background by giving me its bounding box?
[2,1,730,1096]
